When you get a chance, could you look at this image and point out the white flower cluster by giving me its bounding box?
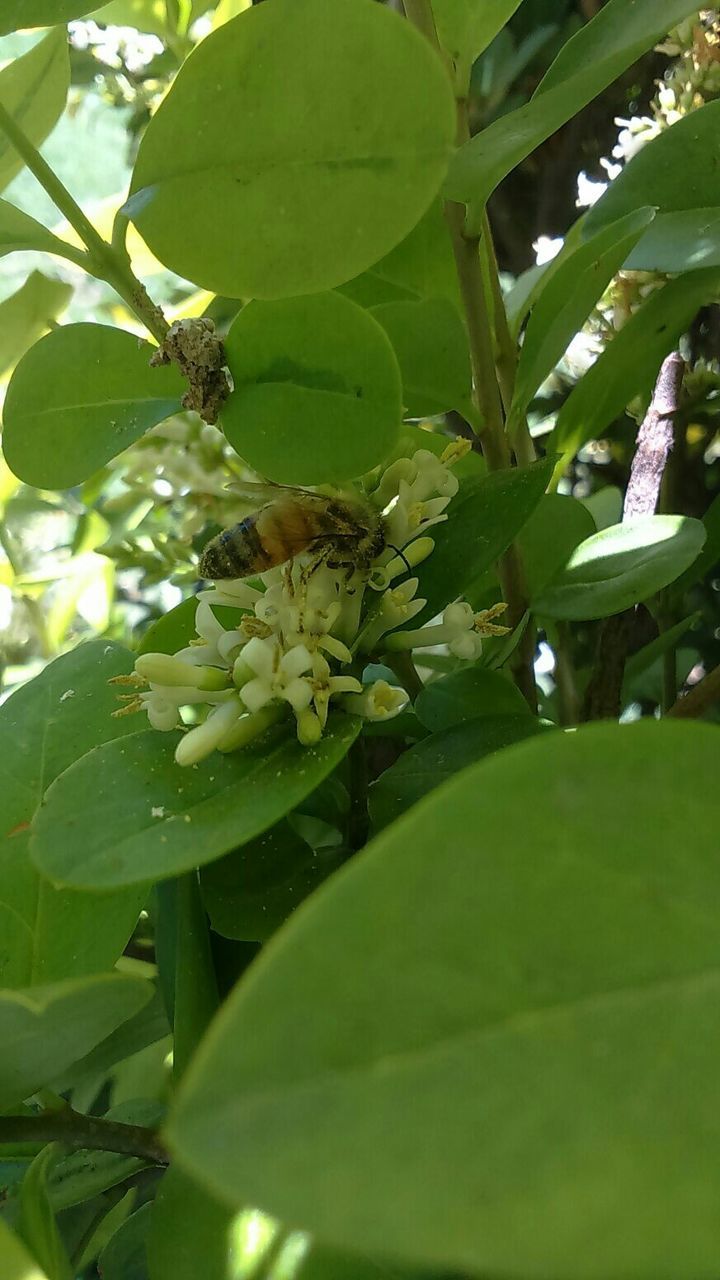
[114,442,508,766]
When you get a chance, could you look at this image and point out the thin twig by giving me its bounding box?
[0,99,169,345]
[0,1106,168,1165]
[582,352,685,720]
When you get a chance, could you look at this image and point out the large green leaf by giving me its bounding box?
[431,0,526,92]
[0,30,69,193]
[507,208,654,437]
[126,0,455,299]
[0,641,147,988]
[415,666,529,731]
[31,716,361,890]
[0,1218,49,1280]
[445,0,701,206]
[369,714,550,831]
[147,1167,240,1280]
[201,823,346,943]
[0,271,71,377]
[0,973,150,1109]
[0,2,97,33]
[221,293,401,484]
[93,0,172,38]
[517,492,597,596]
[533,515,706,621]
[169,720,720,1277]
[551,268,720,473]
[2,323,185,489]
[412,458,553,625]
[370,297,474,422]
[584,100,720,272]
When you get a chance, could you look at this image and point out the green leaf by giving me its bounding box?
[126,0,455,298]
[93,0,171,38]
[169,720,720,1277]
[221,293,401,485]
[147,1167,239,1280]
[432,0,526,92]
[0,30,69,194]
[0,1218,49,1280]
[97,1203,151,1280]
[369,714,551,831]
[551,268,720,472]
[363,199,459,305]
[2,323,185,490]
[508,209,654,436]
[18,1147,72,1280]
[0,2,97,33]
[0,641,147,988]
[201,822,346,943]
[445,0,701,205]
[370,297,474,422]
[0,973,150,1109]
[416,667,529,732]
[31,716,361,890]
[533,515,706,621]
[50,985,169,1092]
[0,199,77,262]
[0,271,71,378]
[47,1103,163,1211]
[584,100,720,272]
[413,458,553,625]
[517,492,597,596]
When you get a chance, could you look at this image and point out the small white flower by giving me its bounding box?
[342,680,408,721]
[175,697,245,767]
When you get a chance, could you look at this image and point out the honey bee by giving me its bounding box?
[199,482,387,581]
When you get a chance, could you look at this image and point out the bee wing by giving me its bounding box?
[224,479,330,505]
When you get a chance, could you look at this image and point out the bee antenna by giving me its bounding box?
[387,543,412,576]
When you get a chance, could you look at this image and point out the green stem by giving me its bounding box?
[172,871,220,1083]
[479,210,536,467]
[0,1106,168,1164]
[0,100,169,344]
[385,650,424,701]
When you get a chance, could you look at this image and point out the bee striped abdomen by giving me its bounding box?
[199,513,274,580]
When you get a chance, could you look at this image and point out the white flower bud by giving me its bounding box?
[136,653,229,690]
[174,697,244,766]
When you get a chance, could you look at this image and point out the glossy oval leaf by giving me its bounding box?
[584,99,720,272]
[0,2,97,33]
[126,0,455,298]
[221,293,401,484]
[2,323,185,489]
[551,268,720,474]
[517,492,597,596]
[31,716,361,890]
[370,297,474,422]
[413,457,553,625]
[169,720,720,1277]
[0,30,69,193]
[445,0,701,205]
[415,666,529,732]
[97,1203,152,1280]
[533,515,706,621]
[0,641,147,988]
[369,714,551,831]
[0,973,150,1109]
[17,1147,71,1280]
[507,208,654,436]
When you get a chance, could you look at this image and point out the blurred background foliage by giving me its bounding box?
[1,0,719,723]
